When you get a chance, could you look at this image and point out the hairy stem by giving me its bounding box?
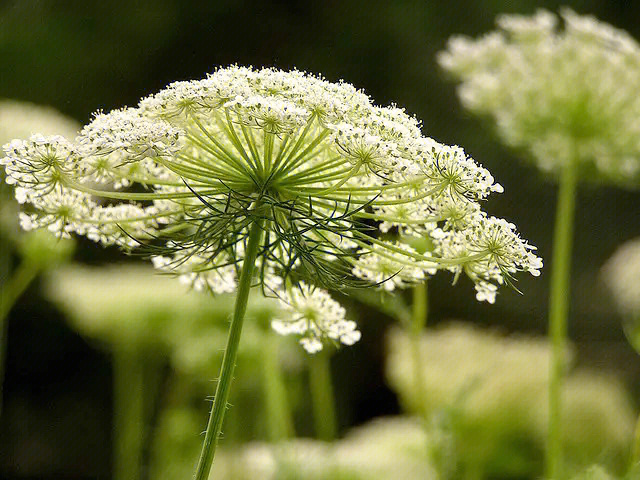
[113,346,145,480]
[261,330,295,442]
[193,218,264,480]
[410,282,429,419]
[309,349,338,441]
[546,157,578,480]
[0,259,39,416]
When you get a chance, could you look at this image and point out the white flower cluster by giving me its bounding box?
[0,100,82,250]
[352,242,430,292]
[0,66,541,350]
[438,9,640,184]
[602,238,640,319]
[272,282,360,353]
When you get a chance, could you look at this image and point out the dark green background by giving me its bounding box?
[1,1,639,478]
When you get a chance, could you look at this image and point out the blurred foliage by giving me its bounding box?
[47,265,304,421]
[45,264,307,479]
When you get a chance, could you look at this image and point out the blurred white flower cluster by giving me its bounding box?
[386,324,635,477]
[1,66,541,351]
[211,417,435,480]
[602,238,640,354]
[439,9,640,184]
[45,264,292,359]
[0,99,80,144]
[602,238,640,320]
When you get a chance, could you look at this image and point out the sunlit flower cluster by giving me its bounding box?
[438,9,640,185]
[1,66,541,350]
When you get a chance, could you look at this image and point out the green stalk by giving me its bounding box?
[410,282,429,419]
[113,346,145,480]
[546,157,578,480]
[193,219,264,480]
[0,259,39,416]
[308,349,337,441]
[261,331,295,442]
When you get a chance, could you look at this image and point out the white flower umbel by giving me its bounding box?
[1,66,540,311]
[0,66,541,478]
[272,282,360,353]
[438,8,640,185]
[0,100,81,236]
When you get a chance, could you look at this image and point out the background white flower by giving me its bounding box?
[438,8,640,185]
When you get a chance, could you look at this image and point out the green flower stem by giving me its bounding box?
[547,157,578,480]
[0,259,39,416]
[261,330,295,442]
[193,218,264,480]
[308,349,338,441]
[113,346,145,480]
[410,282,429,419]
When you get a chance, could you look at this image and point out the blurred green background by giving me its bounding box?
[1,0,639,478]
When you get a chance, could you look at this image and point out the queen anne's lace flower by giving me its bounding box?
[0,66,541,351]
[438,8,640,185]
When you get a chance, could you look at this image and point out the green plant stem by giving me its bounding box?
[113,346,145,480]
[410,282,429,419]
[547,157,578,480]
[309,349,337,441]
[0,259,39,416]
[261,330,295,442]
[193,219,264,480]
